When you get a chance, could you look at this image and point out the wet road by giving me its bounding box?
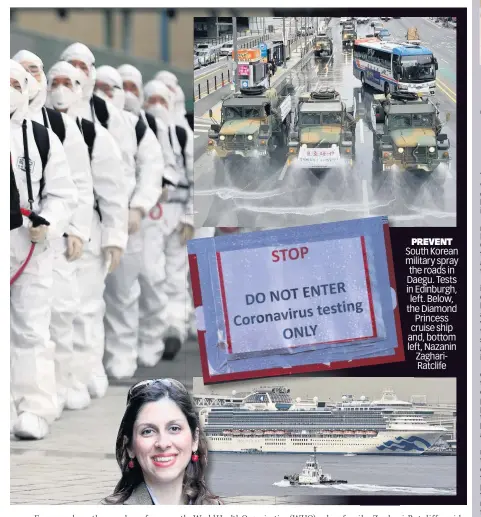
[193,17,458,228]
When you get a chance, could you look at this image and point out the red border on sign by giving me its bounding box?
[216,237,378,355]
[190,223,405,385]
[216,252,233,353]
[360,235,378,338]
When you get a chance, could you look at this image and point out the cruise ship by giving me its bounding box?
[197,387,448,455]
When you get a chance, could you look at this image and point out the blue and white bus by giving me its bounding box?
[353,39,438,96]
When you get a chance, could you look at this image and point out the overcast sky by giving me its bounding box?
[192,376,456,405]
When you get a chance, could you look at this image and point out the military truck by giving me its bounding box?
[286,89,357,174]
[371,91,451,173]
[313,33,333,58]
[207,83,294,170]
[405,27,421,45]
[342,24,357,46]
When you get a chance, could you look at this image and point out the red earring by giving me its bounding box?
[191,451,199,462]
[128,459,134,469]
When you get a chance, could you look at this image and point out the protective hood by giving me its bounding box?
[144,79,174,125]
[12,49,48,113]
[173,85,187,118]
[154,70,178,89]
[300,125,342,145]
[60,42,96,101]
[118,64,144,113]
[46,61,83,117]
[219,119,261,136]
[10,59,30,124]
[390,128,436,148]
[96,65,125,111]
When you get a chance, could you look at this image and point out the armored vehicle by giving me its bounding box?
[207,83,293,170]
[287,89,357,173]
[342,24,357,46]
[371,91,450,173]
[313,33,333,58]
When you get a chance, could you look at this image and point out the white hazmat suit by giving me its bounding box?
[13,50,95,418]
[10,60,77,439]
[48,61,129,403]
[95,66,165,378]
[141,80,194,363]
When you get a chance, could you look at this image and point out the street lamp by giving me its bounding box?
[233,16,239,93]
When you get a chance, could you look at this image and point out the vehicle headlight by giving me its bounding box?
[429,146,435,153]
[219,135,225,141]
[301,143,307,149]
[247,135,253,141]
[331,144,338,148]
[398,147,404,153]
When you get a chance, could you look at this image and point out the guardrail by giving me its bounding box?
[195,30,280,47]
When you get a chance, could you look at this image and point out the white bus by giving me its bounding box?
[353,39,438,96]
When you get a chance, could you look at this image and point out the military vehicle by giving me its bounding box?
[207,83,294,172]
[313,33,333,58]
[287,89,357,174]
[405,27,421,45]
[342,24,357,46]
[371,91,451,173]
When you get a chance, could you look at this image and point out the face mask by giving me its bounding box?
[124,91,141,114]
[50,85,77,111]
[10,87,23,114]
[111,88,125,111]
[27,75,40,102]
[146,103,171,123]
[95,89,112,104]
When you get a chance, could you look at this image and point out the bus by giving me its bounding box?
[353,39,438,96]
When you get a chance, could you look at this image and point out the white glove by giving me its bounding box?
[178,223,195,245]
[66,235,84,262]
[128,208,143,235]
[29,224,48,243]
[102,246,123,273]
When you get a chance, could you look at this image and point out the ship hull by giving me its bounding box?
[207,431,443,455]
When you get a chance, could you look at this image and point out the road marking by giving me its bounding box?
[278,161,289,181]
[440,58,449,64]
[194,128,209,133]
[194,135,200,139]
[436,81,456,104]
[201,103,222,121]
[436,78,456,97]
[358,92,362,103]
[359,119,364,144]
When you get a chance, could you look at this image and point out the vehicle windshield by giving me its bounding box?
[196,50,208,56]
[401,55,436,82]
[197,44,209,49]
[222,43,232,48]
[299,112,342,125]
[412,113,434,127]
[224,106,264,119]
[389,114,412,129]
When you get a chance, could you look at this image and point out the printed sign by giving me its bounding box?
[279,95,292,121]
[217,236,378,356]
[259,42,268,59]
[241,80,249,88]
[297,146,341,168]
[238,64,250,77]
[235,48,260,62]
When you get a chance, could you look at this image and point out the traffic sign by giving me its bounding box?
[241,80,249,88]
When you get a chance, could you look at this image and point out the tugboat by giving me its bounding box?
[284,448,347,485]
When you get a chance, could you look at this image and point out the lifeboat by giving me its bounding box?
[232,430,241,436]
[255,430,263,436]
[242,430,251,435]
[277,430,285,435]
[223,430,232,435]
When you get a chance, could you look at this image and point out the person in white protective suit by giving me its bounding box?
[13,51,94,419]
[46,61,129,405]
[117,65,184,365]
[94,65,166,379]
[10,60,77,439]
[133,79,194,363]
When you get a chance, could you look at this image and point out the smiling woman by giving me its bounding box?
[101,379,221,505]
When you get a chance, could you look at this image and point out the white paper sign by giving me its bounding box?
[279,95,292,121]
[297,146,341,168]
[216,237,378,356]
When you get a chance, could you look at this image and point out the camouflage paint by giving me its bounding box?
[219,119,263,136]
[300,125,342,145]
[389,128,436,148]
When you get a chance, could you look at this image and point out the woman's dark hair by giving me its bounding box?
[102,378,220,505]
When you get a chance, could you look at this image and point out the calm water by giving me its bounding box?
[206,453,456,497]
